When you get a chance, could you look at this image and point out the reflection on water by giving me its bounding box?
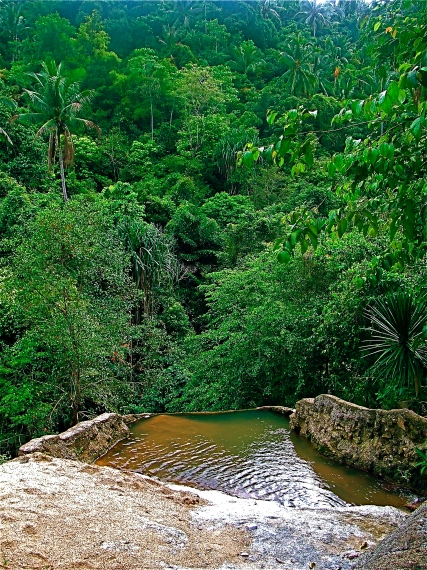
[96,410,410,509]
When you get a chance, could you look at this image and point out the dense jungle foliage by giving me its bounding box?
[1,0,427,455]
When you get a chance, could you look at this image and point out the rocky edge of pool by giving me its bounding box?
[0,396,425,570]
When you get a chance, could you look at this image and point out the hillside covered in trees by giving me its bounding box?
[0,0,426,455]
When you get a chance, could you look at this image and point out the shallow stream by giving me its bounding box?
[96,409,410,509]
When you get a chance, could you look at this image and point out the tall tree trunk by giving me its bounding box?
[58,138,69,202]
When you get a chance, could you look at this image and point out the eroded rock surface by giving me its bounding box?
[0,453,407,570]
[18,413,129,463]
[354,500,427,569]
[290,394,427,490]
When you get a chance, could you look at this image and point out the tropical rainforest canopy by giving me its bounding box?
[0,0,427,455]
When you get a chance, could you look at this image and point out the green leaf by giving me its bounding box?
[290,230,301,246]
[415,447,427,460]
[410,117,422,140]
[373,21,381,32]
[333,154,344,172]
[368,148,379,165]
[328,162,337,177]
[243,151,254,167]
[337,218,348,238]
[277,250,291,264]
[387,81,400,103]
[379,142,389,157]
[406,70,419,88]
[300,238,308,255]
[352,100,364,117]
[398,89,407,104]
[379,93,392,114]
[279,137,291,156]
[304,150,314,168]
[267,111,277,125]
[306,230,318,250]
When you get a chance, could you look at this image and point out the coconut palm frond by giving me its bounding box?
[17,61,101,202]
[0,126,12,144]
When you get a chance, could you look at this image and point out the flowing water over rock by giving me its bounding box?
[96,410,410,509]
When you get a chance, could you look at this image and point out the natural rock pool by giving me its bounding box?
[96,409,410,509]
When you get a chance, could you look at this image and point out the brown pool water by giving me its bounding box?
[96,410,411,509]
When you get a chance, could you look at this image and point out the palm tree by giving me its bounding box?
[15,61,100,202]
[0,96,17,144]
[0,1,27,61]
[296,0,330,37]
[279,33,317,96]
[229,40,266,76]
[0,125,11,144]
[260,0,282,24]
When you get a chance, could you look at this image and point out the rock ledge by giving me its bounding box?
[290,394,427,490]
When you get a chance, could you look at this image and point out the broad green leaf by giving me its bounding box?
[406,70,419,88]
[290,230,301,246]
[328,162,336,176]
[387,81,400,103]
[307,230,318,250]
[410,117,422,139]
[368,148,379,165]
[279,137,291,155]
[379,93,392,114]
[304,150,314,168]
[333,153,344,171]
[379,142,389,157]
[352,100,364,116]
[267,111,277,125]
[398,89,407,104]
[277,250,291,264]
[337,218,348,238]
[300,238,308,255]
[243,151,254,167]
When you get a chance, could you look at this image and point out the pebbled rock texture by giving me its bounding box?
[18,413,129,463]
[353,499,427,569]
[290,394,427,491]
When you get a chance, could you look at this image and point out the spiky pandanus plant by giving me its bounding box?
[364,291,427,400]
[15,61,100,201]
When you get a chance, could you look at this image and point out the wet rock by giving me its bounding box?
[353,499,427,569]
[290,394,427,491]
[18,413,129,463]
[256,406,295,417]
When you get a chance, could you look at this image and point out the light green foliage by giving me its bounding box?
[0,198,133,431]
[415,448,427,474]
[201,192,255,228]
[177,250,330,410]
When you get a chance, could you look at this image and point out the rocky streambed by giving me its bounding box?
[2,403,426,569]
[0,452,407,570]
